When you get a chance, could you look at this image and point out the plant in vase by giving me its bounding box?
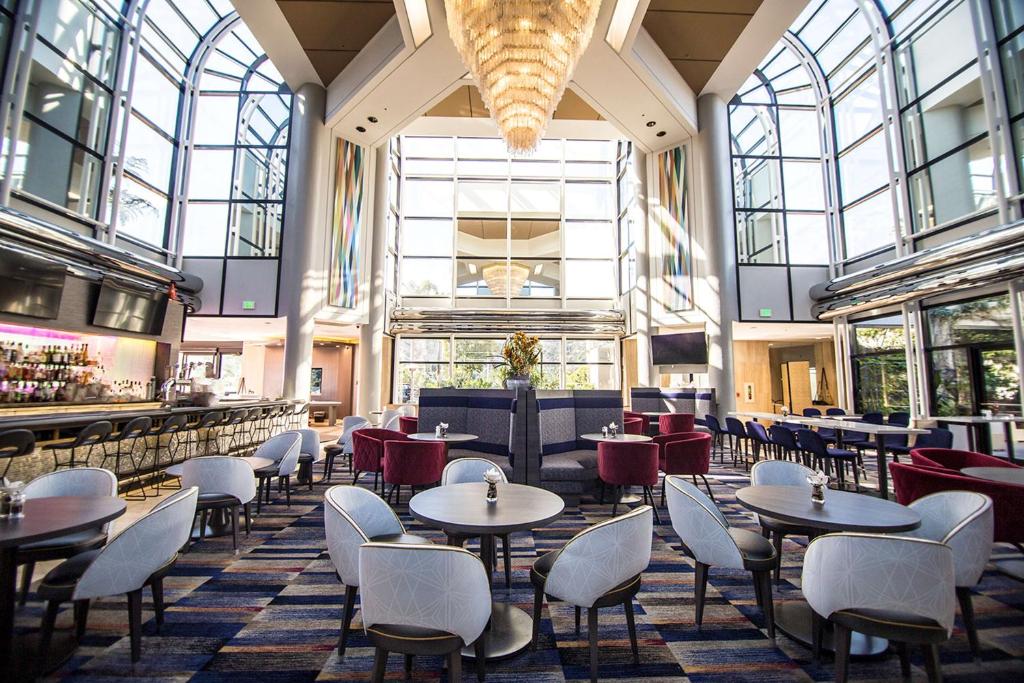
[806,470,829,505]
[499,331,540,392]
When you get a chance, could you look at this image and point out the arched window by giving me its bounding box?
[114,0,291,256]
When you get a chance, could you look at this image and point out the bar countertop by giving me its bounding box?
[0,398,299,433]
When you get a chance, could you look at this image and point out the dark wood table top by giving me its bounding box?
[962,467,1024,485]
[736,485,920,533]
[0,496,126,548]
[410,483,564,535]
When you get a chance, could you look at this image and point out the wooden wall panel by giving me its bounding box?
[732,340,773,414]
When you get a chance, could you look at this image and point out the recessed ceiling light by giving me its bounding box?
[356,126,366,133]
[646,121,656,127]
[656,131,666,137]
[367,116,378,123]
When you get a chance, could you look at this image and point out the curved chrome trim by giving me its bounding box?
[389,308,626,335]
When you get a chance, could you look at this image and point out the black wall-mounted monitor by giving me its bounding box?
[92,278,168,336]
[651,331,709,366]
[0,247,66,319]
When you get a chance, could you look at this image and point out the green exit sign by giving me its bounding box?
[242,300,256,310]
[759,308,772,318]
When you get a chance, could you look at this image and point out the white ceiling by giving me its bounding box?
[732,321,835,341]
[184,316,361,343]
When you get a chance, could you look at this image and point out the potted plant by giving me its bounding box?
[500,331,540,392]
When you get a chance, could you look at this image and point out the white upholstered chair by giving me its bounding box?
[530,505,653,683]
[664,475,776,638]
[323,416,370,481]
[252,431,301,511]
[359,542,491,682]
[901,491,993,659]
[749,459,817,582]
[803,533,955,682]
[36,486,199,663]
[180,456,258,551]
[324,485,430,657]
[379,409,402,431]
[440,457,513,587]
[284,428,323,490]
[17,467,119,605]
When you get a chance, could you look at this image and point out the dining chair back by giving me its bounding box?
[597,442,660,521]
[768,424,799,460]
[359,543,491,681]
[181,455,257,505]
[750,459,813,487]
[888,412,911,426]
[255,431,303,477]
[826,408,846,416]
[911,447,1019,471]
[659,413,695,434]
[379,409,402,431]
[912,428,954,450]
[339,416,371,453]
[285,428,322,460]
[382,440,446,504]
[51,420,112,469]
[442,457,508,485]
[0,428,34,483]
[803,408,822,417]
[325,485,408,586]
[544,505,653,608]
[25,467,119,533]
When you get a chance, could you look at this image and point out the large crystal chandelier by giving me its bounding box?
[482,261,531,297]
[445,0,602,153]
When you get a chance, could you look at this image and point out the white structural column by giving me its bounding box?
[631,145,655,386]
[281,82,327,400]
[356,144,390,415]
[697,93,738,415]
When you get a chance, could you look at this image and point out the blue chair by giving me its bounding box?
[879,412,912,453]
[768,424,800,463]
[704,414,727,463]
[745,421,771,464]
[889,427,953,457]
[802,408,822,417]
[844,411,882,450]
[724,417,748,469]
[825,408,846,416]
[888,412,910,426]
[796,429,860,491]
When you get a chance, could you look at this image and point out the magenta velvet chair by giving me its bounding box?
[624,417,644,435]
[659,432,713,504]
[383,440,445,505]
[658,413,695,434]
[652,431,698,463]
[398,416,419,435]
[910,448,1020,471]
[352,428,408,492]
[597,441,661,523]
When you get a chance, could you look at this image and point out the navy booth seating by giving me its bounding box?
[537,390,623,497]
[629,387,717,427]
[416,388,515,480]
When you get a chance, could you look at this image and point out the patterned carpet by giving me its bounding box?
[18,460,1024,682]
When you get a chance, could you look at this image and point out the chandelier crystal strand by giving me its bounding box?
[445,0,602,153]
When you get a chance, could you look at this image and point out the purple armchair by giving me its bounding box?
[352,428,408,492]
[383,440,445,505]
[597,441,660,523]
[658,413,695,435]
[659,432,713,504]
[910,447,1020,471]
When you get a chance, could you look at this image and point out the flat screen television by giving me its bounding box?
[651,331,708,366]
[0,247,66,319]
[92,278,168,336]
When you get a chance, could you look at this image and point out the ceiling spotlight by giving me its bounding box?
[646,120,656,127]
[356,125,366,133]
[367,116,378,123]
[656,131,666,137]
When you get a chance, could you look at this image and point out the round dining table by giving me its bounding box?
[961,466,1024,485]
[0,495,127,678]
[165,456,274,537]
[409,482,564,660]
[736,485,921,657]
[407,432,478,443]
[579,433,652,443]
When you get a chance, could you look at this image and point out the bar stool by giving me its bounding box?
[0,429,34,484]
[242,408,264,454]
[724,417,748,469]
[704,414,728,463]
[289,403,310,429]
[51,421,112,471]
[222,409,247,455]
[147,414,188,493]
[191,411,225,457]
[745,421,771,464]
[99,416,152,500]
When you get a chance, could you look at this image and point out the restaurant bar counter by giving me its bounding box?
[0,398,299,485]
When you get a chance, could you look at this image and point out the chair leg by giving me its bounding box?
[531,584,543,648]
[694,561,709,629]
[755,570,775,640]
[127,588,143,663]
[834,621,851,683]
[896,641,911,678]
[19,561,34,606]
[624,597,639,665]
[699,474,715,502]
[811,609,824,663]
[285,476,291,507]
[404,654,413,678]
[956,586,980,660]
[660,477,666,507]
[231,505,239,552]
[38,600,61,659]
[588,606,600,683]
[352,470,361,486]
[575,605,581,636]
[339,584,357,656]
[921,643,942,683]
[772,531,783,583]
[73,599,90,640]
[371,647,388,682]
[448,647,462,682]
[244,503,251,535]
[151,578,165,633]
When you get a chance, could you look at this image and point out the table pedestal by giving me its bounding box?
[775,600,888,657]
[461,602,534,660]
